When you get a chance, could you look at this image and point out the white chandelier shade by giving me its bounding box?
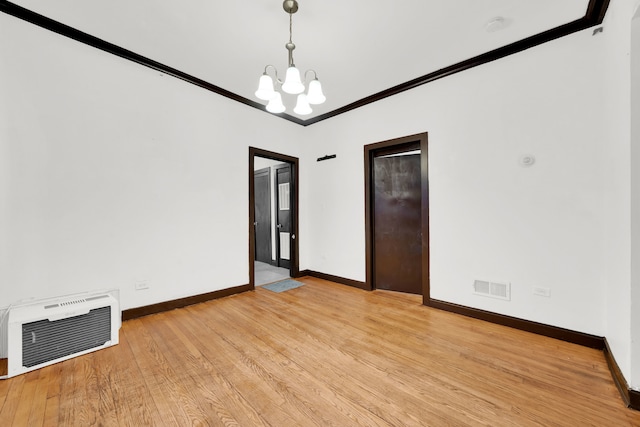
[282,67,305,94]
[293,94,312,115]
[266,91,286,113]
[255,74,275,101]
[255,0,325,115]
[306,78,326,105]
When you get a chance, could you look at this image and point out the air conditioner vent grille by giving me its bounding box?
[44,294,109,309]
[21,306,111,368]
[60,299,87,306]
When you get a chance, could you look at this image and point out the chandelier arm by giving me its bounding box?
[303,69,319,84]
[263,64,284,85]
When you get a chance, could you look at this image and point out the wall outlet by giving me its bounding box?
[533,286,551,297]
[135,281,149,291]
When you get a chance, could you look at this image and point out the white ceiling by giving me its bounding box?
[10,0,591,121]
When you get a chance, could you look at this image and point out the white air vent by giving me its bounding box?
[473,280,511,301]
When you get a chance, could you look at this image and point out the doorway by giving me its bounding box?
[249,147,299,288]
[364,133,429,303]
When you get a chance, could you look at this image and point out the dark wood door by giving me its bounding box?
[274,163,291,269]
[254,167,272,264]
[373,151,422,294]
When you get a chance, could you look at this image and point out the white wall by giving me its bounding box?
[304,26,608,335]
[630,2,640,391]
[0,15,305,316]
[602,0,633,388]
[599,0,640,391]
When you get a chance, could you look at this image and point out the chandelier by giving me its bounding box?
[255,0,326,115]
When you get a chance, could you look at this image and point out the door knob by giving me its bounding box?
[277,224,283,229]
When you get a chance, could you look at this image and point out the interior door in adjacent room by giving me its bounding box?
[254,167,272,264]
[274,163,292,269]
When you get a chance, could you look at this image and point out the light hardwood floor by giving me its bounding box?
[0,276,638,426]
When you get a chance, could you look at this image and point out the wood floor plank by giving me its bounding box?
[141,312,243,426]
[251,278,631,426]
[241,288,485,425]
[11,370,41,426]
[159,311,271,426]
[0,276,638,426]
[0,369,10,412]
[123,318,186,426]
[110,331,158,426]
[42,362,62,426]
[91,346,121,426]
[217,292,426,423]
[56,357,79,425]
[0,371,25,425]
[183,306,303,426]
[182,302,307,426]
[196,297,396,426]
[71,353,93,426]
[25,367,49,426]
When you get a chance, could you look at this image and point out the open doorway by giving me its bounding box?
[249,147,299,288]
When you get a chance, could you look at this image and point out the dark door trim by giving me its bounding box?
[364,132,430,304]
[249,147,299,289]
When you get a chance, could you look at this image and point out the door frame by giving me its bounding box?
[364,132,430,304]
[249,147,299,289]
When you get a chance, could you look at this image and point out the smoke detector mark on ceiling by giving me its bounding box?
[486,16,509,33]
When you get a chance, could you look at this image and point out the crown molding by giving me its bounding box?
[0,0,609,127]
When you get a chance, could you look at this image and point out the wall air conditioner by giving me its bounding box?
[5,290,120,379]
